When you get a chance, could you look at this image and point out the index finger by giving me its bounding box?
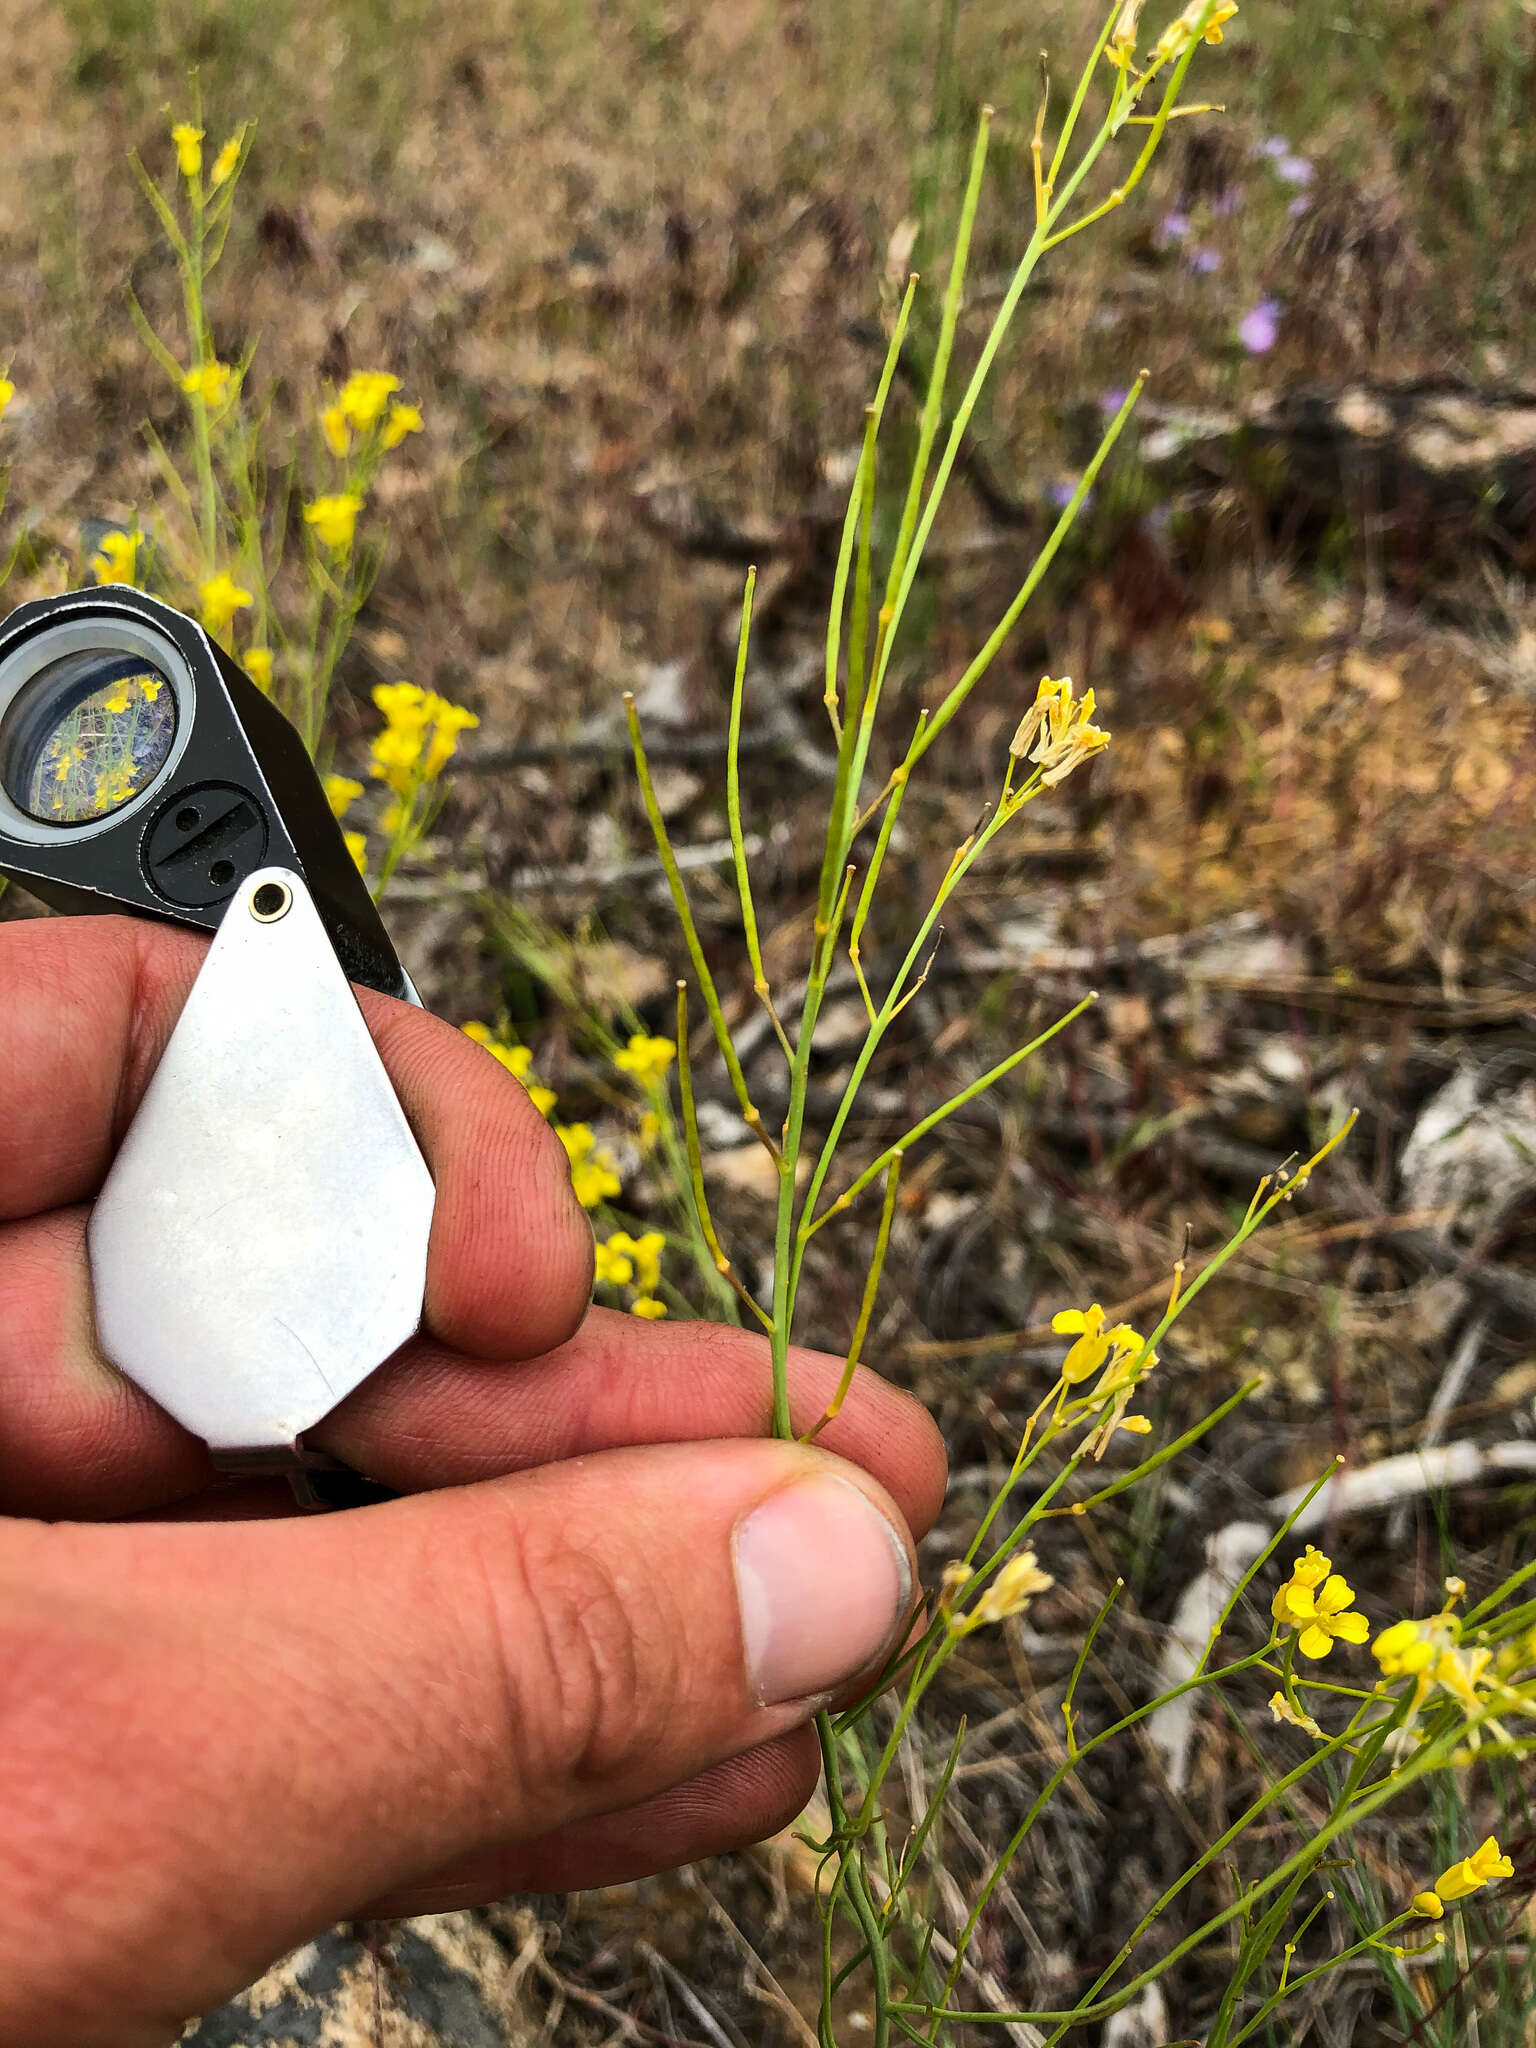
[0,915,594,1359]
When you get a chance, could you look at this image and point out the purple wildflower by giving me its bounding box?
[1047,479,1095,512]
[1275,153,1314,187]
[1157,210,1192,242]
[1212,185,1245,217]
[1238,298,1282,353]
[1288,195,1311,219]
[1099,387,1130,415]
[1258,135,1291,160]
[1187,246,1222,274]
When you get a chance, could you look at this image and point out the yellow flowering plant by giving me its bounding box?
[114,100,427,749]
[608,6,1536,2040]
[21,18,1530,2040]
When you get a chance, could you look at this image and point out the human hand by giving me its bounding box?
[0,915,946,2047]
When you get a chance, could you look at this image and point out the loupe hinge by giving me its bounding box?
[212,1443,398,1513]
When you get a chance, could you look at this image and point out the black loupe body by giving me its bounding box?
[0,586,412,1001]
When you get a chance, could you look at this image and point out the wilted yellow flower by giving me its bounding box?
[171,122,204,178]
[244,647,273,690]
[210,136,241,188]
[971,1549,1055,1628]
[1433,1644,1493,1713]
[0,377,15,421]
[323,773,363,819]
[339,370,402,430]
[1009,675,1111,788]
[382,400,423,450]
[321,404,351,459]
[344,829,368,874]
[631,1295,667,1319]
[182,361,232,409]
[607,1229,665,1295]
[614,1033,676,1089]
[199,570,253,635]
[304,492,364,553]
[1152,0,1238,63]
[1268,1691,1323,1739]
[1272,1549,1369,1661]
[1416,1837,1513,1914]
[1106,0,1145,69]
[89,530,138,587]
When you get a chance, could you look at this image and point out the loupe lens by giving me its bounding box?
[0,649,177,825]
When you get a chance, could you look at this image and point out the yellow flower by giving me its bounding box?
[321,404,351,459]
[1426,1836,1513,1908]
[210,136,241,188]
[557,1130,622,1204]
[1272,1549,1369,1660]
[339,370,402,431]
[1412,1891,1444,1920]
[344,830,368,874]
[614,1033,677,1089]
[171,122,204,178]
[89,530,138,587]
[323,773,363,820]
[244,647,273,690]
[421,700,478,777]
[631,1295,668,1319]
[304,492,364,553]
[637,1109,662,1152]
[594,1237,635,1287]
[1009,675,1111,788]
[181,361,232,409]
[199,571,253,635]
[971,1548,1055,1627]
[1268,1691,1323,1740]
[374,680,431,727]
[382,400,423,450]
[1053,1303,1113,1383]
[1152,0,1238,63]
[1373,1617,1438,1678]
[607,1229,665,1295]
[461,1024,557,1114]
[368,683,477,793]
[0,376,16,421]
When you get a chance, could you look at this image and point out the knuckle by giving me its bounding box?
[474,1504,687,1798]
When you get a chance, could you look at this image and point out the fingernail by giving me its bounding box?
[734,1473,912,1707]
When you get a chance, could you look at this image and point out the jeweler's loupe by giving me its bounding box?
[0,584,414,1001]
[0,587,436,1495]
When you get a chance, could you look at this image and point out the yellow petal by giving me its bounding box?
[1296,1625,1335,1661]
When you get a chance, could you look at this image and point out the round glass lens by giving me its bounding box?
[0,650,177,825]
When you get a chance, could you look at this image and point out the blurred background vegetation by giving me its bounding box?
[5,1,1536,2041]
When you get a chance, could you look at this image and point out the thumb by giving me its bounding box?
[0,1440,915,2047]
